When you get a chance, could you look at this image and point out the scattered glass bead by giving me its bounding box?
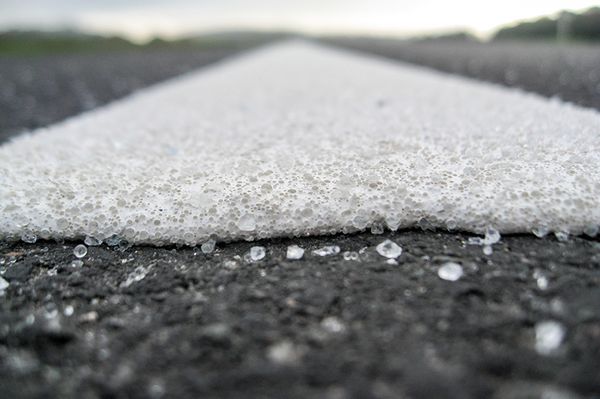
[484,227,501,244]
[245,246,266,262]
[286,245,304,260]
[73,244,88,258]
[0,276,9,291]
[535,320,565,355]
[321,316,346,333]
[554,231,569,242]
[533,269,549,290]
[84,236,102,246]
[532,226,549,238]
[20,231,37,244]
[201,239,216,254]
[437,262,464,281]
[375,239,402,258]
[312,245,340,256]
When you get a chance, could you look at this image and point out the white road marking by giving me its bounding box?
[1,41,599,245]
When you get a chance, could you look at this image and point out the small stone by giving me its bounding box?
[73,244,87,258]
[121,266,149,287]
[321,316,346,334]
[238,214,256,231]
[63,305,74,317]
[201,239,216,254]
[148,379,166,399]
[24,314,35,325]
[70,260,84,268]
[202,323,231,341]
[533,269,548,290]
[3,262,33,282]
[386,258,398,265]
[375,239,402,258]
[343,251,359,261]
[6,350,39,375]
[223,260,238,269]
[0,276,9,291]
[246,246,266,262]
[20,231,37,244]
[84,236,102,246]
[535,320,565,355]
[550,298,566,315]
[437,262,464,281]
[267,341,301,365]
[468,237,483,245]
[312,245,340,256]
[79,311,98,323]
[468,228,501,248]
[286,245,304,260]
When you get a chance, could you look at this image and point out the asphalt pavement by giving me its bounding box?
[0,48,237,143]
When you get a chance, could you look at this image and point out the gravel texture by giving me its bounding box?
[1,41,600,399]
[2,232,600,399]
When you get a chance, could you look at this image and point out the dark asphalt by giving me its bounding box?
[1,41,600,399]
[0,48,238,143]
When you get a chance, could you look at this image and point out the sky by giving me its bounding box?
[1,0,599,41]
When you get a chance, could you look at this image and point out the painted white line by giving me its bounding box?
[1,41,599,245]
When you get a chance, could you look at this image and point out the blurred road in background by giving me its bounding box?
[326,38,600,111]
[2,38,600,145]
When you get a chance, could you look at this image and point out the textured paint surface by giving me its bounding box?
[1,41,599,245]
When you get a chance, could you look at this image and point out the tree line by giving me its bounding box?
[494,7,600,41]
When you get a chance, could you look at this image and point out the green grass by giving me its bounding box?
[0,31,293,56]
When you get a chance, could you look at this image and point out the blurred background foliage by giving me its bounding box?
[0,30,293,56]
[494,7,600,40]
[0,6,599,56]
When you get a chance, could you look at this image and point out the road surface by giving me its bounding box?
[1,40,599,399]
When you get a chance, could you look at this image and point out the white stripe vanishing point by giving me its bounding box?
[1,41,599,245]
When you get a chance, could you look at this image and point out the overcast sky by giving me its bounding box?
[1,0,598,41]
